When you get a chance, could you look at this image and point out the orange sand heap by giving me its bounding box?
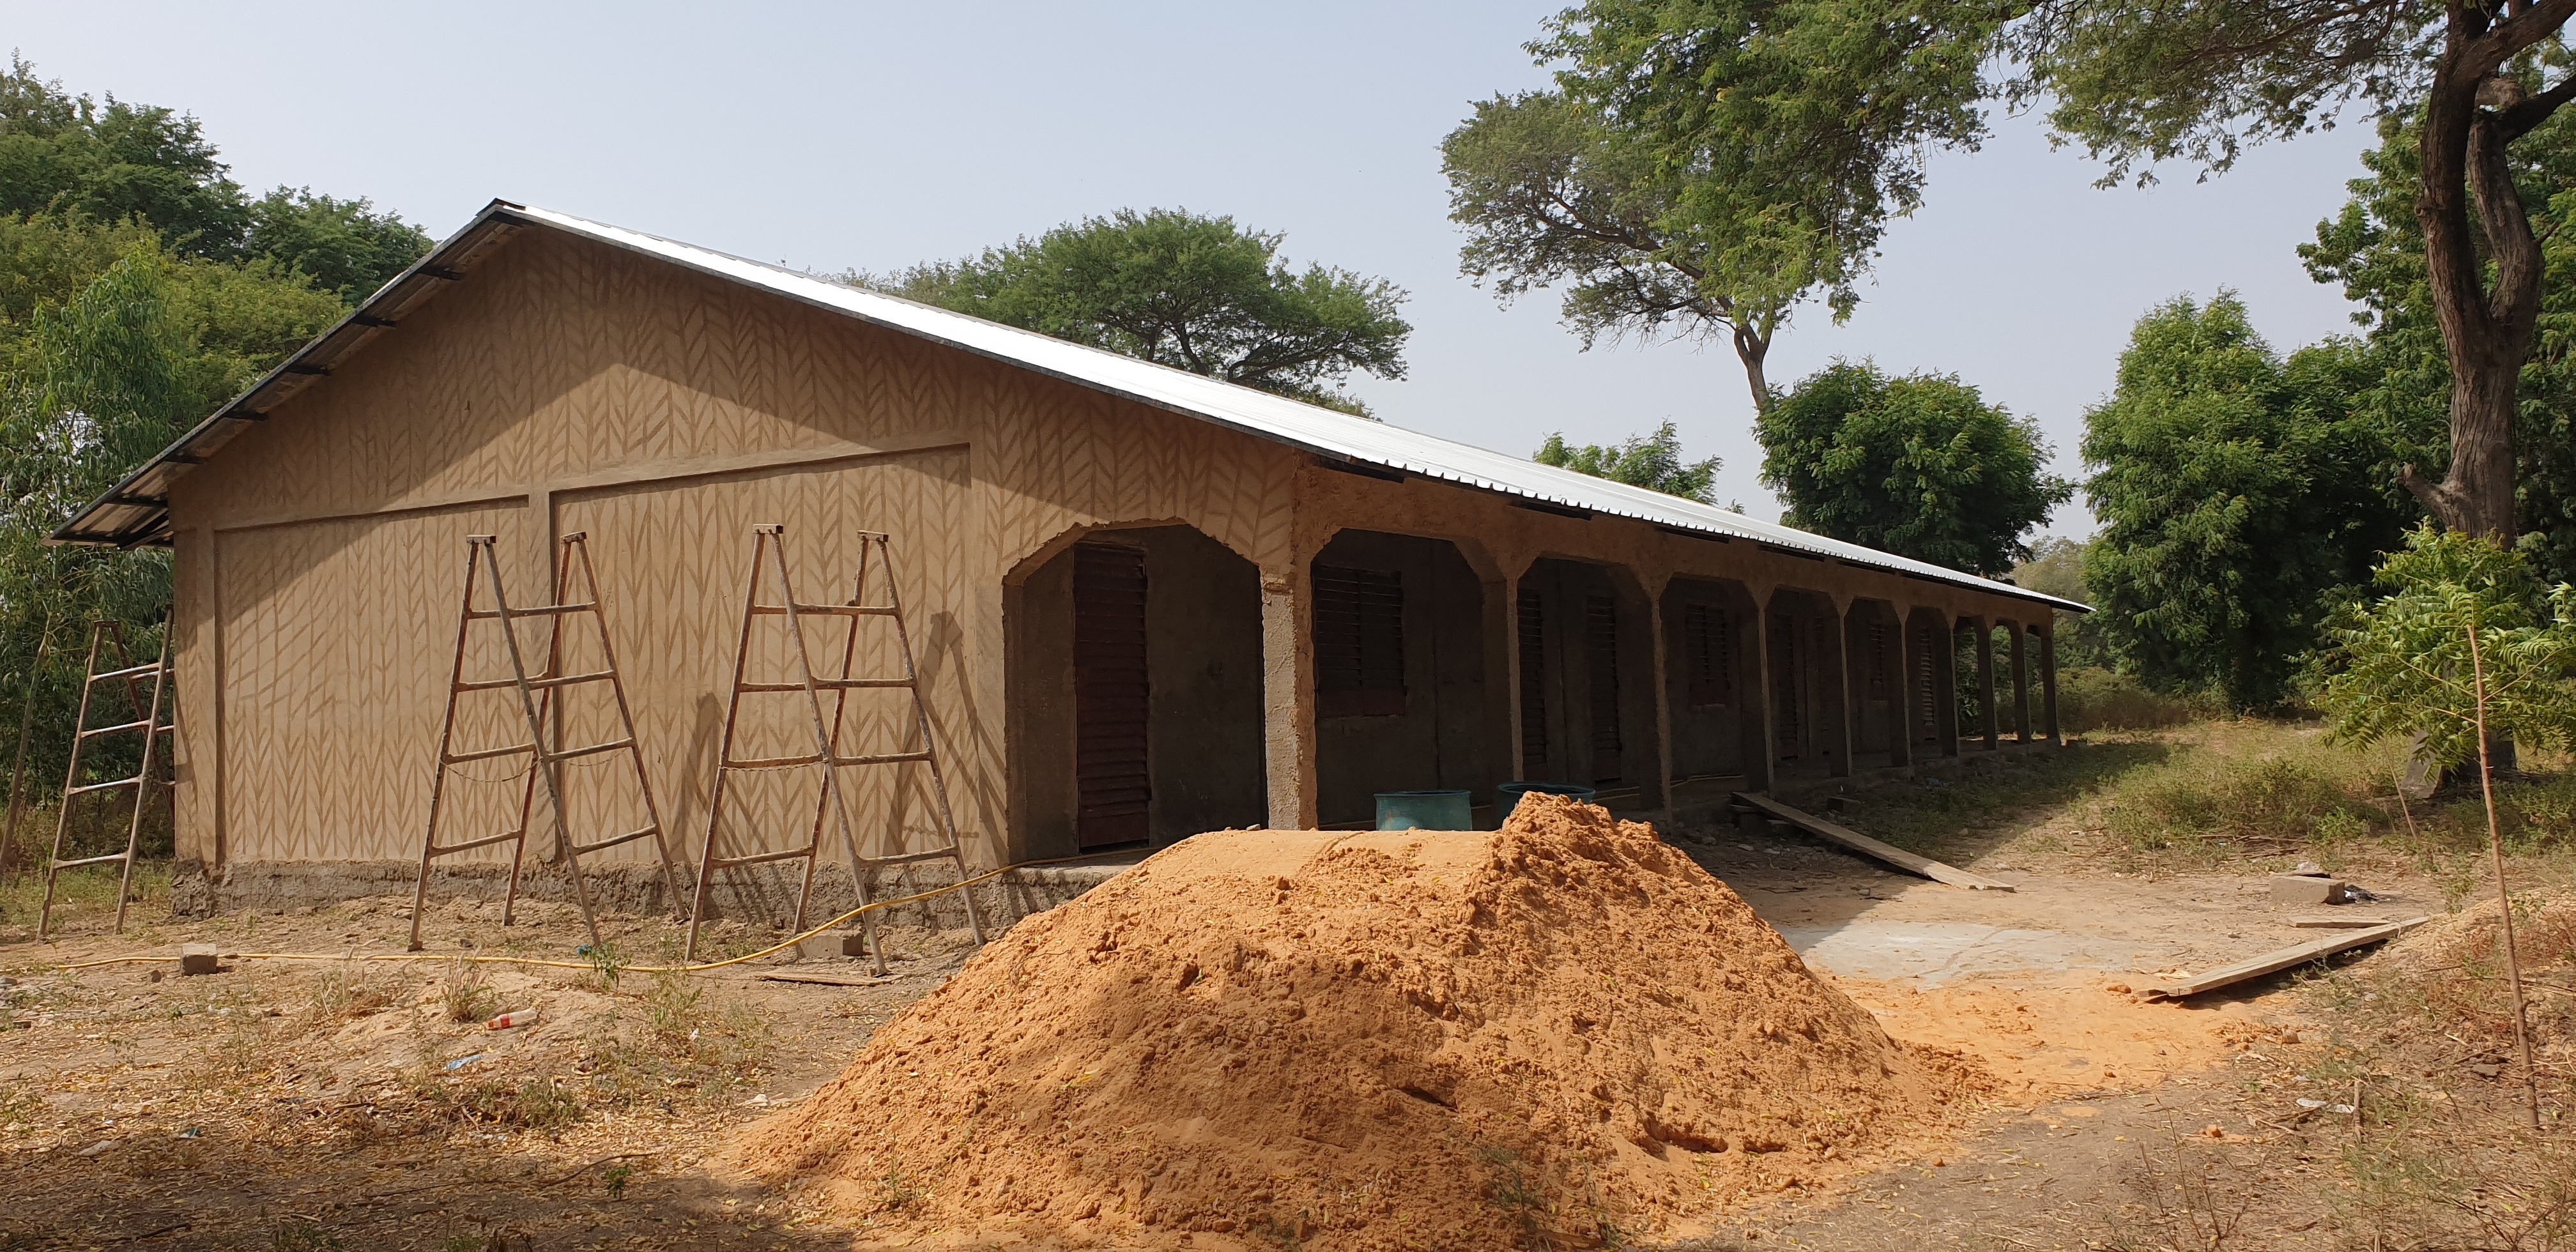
[732,795,1986,1249]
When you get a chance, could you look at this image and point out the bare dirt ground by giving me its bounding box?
[0,747,2523,1250]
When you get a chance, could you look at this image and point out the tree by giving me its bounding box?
[871,208,1408,415]
[0,57,428,298]
[1756,359,2071,577]
[1533,420,1721,503]
[2303,106,2576,586]
[245,188,433,303]
[1443,2,2007,413]
[2014,0,2576,546]
[2080,294,2414,709]
[2011,535,2106,666]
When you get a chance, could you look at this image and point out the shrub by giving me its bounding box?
[2053,666,2207,733]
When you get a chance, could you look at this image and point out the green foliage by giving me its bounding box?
[870,208,1407,416]
[1466,1,2009,406]
[2303,108,2576,586]
[244,188,432,303]
[0,57,429,293]
[2011,536,2106,667]
[2004,1,2445,188]
[2081,293,2416,710]
[1531,420,1719,503]
[1757,359,2070,576]
[2316,524,2576,770]
[2052,666,2207,733]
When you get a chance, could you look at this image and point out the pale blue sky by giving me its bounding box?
[12,2,2379,535]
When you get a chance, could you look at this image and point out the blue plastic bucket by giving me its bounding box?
[1374,790,1474,832]
[1496,781,1598,820]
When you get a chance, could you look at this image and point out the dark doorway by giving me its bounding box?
[1515,558,1659,802]
[1310,530,1505,827]
[1013,525,1266,857]
[1584,595,1623,781]
[1518,588,1547,777]
[1072,542,1150,848]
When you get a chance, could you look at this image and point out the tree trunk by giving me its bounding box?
[1733,323,1772,415]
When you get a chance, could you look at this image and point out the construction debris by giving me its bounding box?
[1732,792,2016,891]
[178,943,218,975]
[2140,917,2429,1000]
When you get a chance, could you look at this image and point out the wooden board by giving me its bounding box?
[2290,916,2398,928]
[2140,916,2429,1000]
[1732,792,2016,891]
[754,970,902,988]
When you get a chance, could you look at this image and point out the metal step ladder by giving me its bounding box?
[407,532,682,951]
[36,621,171,939]
[684,524,988,966]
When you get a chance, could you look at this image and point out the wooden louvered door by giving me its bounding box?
[1517,589,1548,777]
[1584,596,1623,781]
[1770,611,1803,761]
[1073,542,1151,849]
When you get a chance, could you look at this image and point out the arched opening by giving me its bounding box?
[1313,530,1505,827]
[1766,588,1847,780]
[1007,524,1265,855]
[1905,606,1958,760]
[1844,599,1905,770]
[1516,557,1661,805]
[1660,577,1761,795]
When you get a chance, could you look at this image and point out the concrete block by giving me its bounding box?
[180,943,220,975]
[2270,874,2345,907]
[842,932,875,959]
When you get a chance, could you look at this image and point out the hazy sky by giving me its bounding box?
[13,3,2382,535]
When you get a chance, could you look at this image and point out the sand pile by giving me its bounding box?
[732,796,1985,1249]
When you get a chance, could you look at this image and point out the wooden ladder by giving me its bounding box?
[684,524,988,966]
[36,621,171,940]
[407,532,682,951]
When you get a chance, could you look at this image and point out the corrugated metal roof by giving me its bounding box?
[53,199,2086,614]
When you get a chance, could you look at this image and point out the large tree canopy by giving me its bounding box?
[1443,1,2005,413]
[0,56,429,302]
[2081,293,2414,709]
[2014,0,2576,545]
[1756,360,2071,577]
[870,208,1409,416]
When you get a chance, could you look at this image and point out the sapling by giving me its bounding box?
[2315,524,2576,1128]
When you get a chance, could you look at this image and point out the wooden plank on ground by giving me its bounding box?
[1732,792,2016,891]
[2289,915,2398,928]
[754,970,902,988]
[2140,916,2429,1000]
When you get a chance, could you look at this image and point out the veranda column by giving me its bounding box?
[1972,615,1998,752]
[1259,563,1318,829]
[2039,625,2062,745]
[1825,601,1854,779]
[1740,597,1777,795]
[2007,621,2032,745]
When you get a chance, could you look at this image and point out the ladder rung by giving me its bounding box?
[708,843,818,869]
[833,751,931,767]
[445,742,537,764]
[748,603,896,617]
[50,852,130,869]
[543,738,633,763]
[725,752,825,770]
[86,663,161,684]
[464,602,597,620]
[456,669,616,693]
[425,829,526,855]
[66,777,142,797]
[737,678,913,692]
[856,847,967,868]
[569,825,659,856]
[78,719,155,738]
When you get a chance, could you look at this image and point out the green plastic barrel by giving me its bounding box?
[1374,790,1474,832]
[1496,781,1598,820]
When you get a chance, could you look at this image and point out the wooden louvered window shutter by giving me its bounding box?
[1314,565,1405,717]
[1518,589,1548,774]
[1684,603,1733,708]
[1586,596,1623,780]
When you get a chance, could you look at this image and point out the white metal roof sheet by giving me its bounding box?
[56,200,2085,614]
